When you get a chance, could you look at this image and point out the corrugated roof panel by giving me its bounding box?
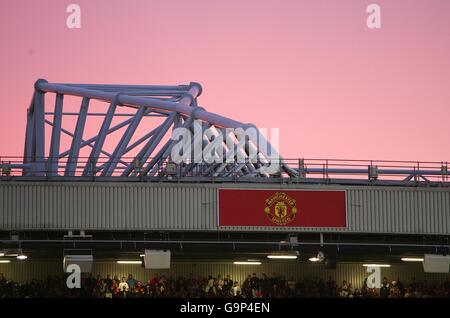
[0,182,449,234]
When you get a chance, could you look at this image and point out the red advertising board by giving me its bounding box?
[218,189,346,228]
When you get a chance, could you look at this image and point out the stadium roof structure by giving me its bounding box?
[0,79,449,186]
[15,79,295,180]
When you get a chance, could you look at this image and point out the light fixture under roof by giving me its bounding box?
[267,255,298,260]
[3,248,23,257]
[117,260,142,264]
[0,253,4,257]
[401,257,424,262]
[363,264,391,267]
[309,257,320,262]
[0,260,10,264]
[17,254,28,260]
[233,261,262,265]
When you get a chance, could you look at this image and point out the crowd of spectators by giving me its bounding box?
[1,272,449,298]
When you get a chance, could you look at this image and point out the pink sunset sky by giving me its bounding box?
[0,0,449,161]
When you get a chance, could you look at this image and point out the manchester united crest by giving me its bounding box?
[264,192,298,225]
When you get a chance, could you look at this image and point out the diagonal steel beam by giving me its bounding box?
[48,93,64,176]
[145,140,174,177]
[123,112,177,177]
[122,127,158,156]
[83,99,118,176]
[59,108,153,159]
[45,120,128,167]
[93,126,160,173]
[64,97,90,176]
[142,93,200,177]
[101,106,146,176]
[45,112,165,117]
[144,114,185,177]
[33,90,46,176]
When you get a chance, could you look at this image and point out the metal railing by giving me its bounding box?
[1,156,449,186]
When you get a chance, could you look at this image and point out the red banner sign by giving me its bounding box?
[218,189,346,228]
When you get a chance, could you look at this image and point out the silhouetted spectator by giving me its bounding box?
[380,277,390,298]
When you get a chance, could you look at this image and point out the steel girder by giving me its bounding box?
[22,79,292,179]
